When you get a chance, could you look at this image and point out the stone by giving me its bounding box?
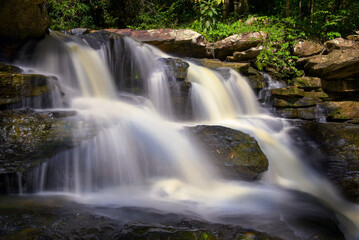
[159,58,189,81]
[188,58,250,72]
[293,40,323,57]
[105,29,208,58]
[304,49,359,79]
[324,38,359,52]
[0,73,54,109]
[70,28,90,35]
[208,32,266,60]
[0,109,96,175]
[0,63,22,74]
[322,78,359,93]
[226,46,263,61]
[0,0,51,40]
[189,125,268,181]
[347,35,359,41]
[299,122,359,202]
[293,76,322,90]
[275,107,319,120]
[320,101,359,120]
[271,86,305,97]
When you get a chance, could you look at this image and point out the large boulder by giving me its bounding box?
[304,49,359,80]
[189,125,268,181]
[105,29,208,58]
[293,40,323,57]
[226,46,263,62]
[0,109,95,176]
[207,32,265,60]
[299,122,359,202]
[0,0,51,40]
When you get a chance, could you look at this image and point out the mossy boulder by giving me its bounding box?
[0,63,22,74]
[0,0,51,40]
[0,109,96,175]
[189,125,268,181]
[0,73,55,109]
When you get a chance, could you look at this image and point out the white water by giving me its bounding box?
[16,32,359,239]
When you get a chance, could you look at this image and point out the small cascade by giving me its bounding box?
[258,72,285,109]
[315,103,327,123]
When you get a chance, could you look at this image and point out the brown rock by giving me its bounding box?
[0,0,51,40]
[324,38,359,52]
[304,49,359,79]
[293,76,322,90]
[208,32,266,60]
[320,101,359,120]
[293,40,323,57]
[322,78,359,93]
[347,35,359,41]
[105,29,207,58]
[226,46,263,62]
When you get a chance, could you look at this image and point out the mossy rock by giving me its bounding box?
[293,76,322,90]
[0,62,22,74]
[189,125,268,181]
[0,73,55,108]
[0,109,96,175]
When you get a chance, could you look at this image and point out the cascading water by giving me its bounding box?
[12,31,359,239]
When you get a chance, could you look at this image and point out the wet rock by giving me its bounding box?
[71,28,90,35]
[0,0,51,40]
[0,109,95,175]
[299,122,359,202]
[189,125,268,181]
[324,38,359,52]
[293,40,323,57]
[0,63,22,74]
[226,46,263,62]
[275,107,319,120]
[105,29,208,58]
[208,32,265,60]
[159,58,189,81]
[188,58,250,72]
[0,73,54,109]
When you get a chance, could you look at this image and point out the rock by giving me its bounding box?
[299,122,359,202]
[293,76,322,90]
[189,125,268,181]
[208,32,266,60]
[321,78,359,94]
[0,0,51,40]
[304,49,359,79]
[188,58,250,72]
[0,63,22,74]
[275,107,319,120]
[0,73,55,109]
[0,109,96,175]
[226,46,263,61]
[347,35,359,41]
[293,40,323,57]
[159,58,189,81]
[271,86,305,97]
[324,38,359,52]
[70,28,90,35]
[105,29,208,58]
[320,101,359,121]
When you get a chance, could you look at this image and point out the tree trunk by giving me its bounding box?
[299,0,302,17]
[285,0,291,17]
[310,0,315,26]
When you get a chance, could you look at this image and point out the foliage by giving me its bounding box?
[252,16,305,79]
[47,0,118,30]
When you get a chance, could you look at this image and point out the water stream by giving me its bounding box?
[10,31,359,239]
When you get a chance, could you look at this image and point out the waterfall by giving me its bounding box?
[14,31,359,239]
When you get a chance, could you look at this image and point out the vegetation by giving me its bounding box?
[46,0,359,79]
